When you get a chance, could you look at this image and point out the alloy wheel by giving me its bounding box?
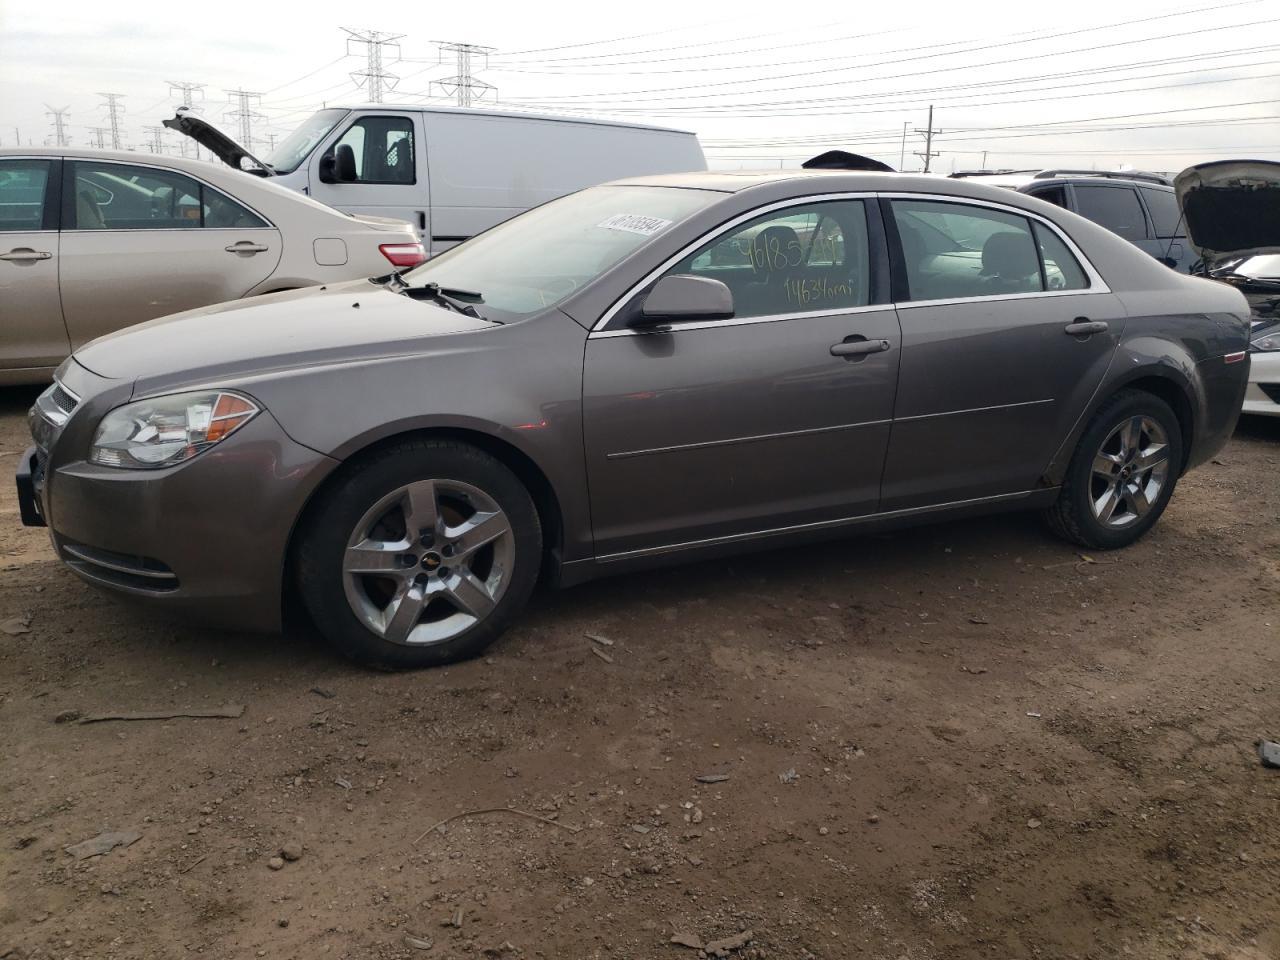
[341,479,514,646]
[1089,415,1170,529]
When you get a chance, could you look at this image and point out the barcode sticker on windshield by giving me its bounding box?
[597,213,673,237]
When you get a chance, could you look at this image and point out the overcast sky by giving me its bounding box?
[1,0,1277,173]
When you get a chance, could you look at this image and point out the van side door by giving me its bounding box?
[307,112,428,237]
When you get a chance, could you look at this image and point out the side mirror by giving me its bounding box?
[634,275,734,327]
[319,144,358,184]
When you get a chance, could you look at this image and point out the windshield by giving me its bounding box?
[403,185,719,316]
[266,109,348,175]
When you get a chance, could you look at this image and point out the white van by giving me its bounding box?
[167,105,706,255]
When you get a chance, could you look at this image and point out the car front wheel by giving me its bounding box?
[1045,389,1183,550]
[296,439,541,669]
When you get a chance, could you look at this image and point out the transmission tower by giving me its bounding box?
[224,89,265,156]
[143,125,168,154]
[342,28,403,103]
[45,105,71,147]
[432,40,496,107]
[86,126,109,149]
[98,93,126,150]
[913,104,942,174]
[167,82,206,159]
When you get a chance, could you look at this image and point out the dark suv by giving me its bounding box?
[950,169,1191,272]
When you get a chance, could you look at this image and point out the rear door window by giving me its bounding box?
[332,116,415,184]
[1072,185,1149,241]
[67,161,268,230]
[892,200,1042,301]
[1140,187,1184,238]
[0,160,51,231]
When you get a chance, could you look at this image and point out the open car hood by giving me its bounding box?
[1174,160,1280,265]
[162,108,271,176]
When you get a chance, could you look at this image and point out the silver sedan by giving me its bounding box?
[0,147,424,384]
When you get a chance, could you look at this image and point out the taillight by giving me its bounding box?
[379,242,427,268]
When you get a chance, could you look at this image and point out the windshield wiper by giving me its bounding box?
[403,283,501,323]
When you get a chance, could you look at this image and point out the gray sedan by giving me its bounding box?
[18,170,1251,668]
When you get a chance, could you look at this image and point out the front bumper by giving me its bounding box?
[15,446,43,527]
[22,373,339,633]
[1242,349,1280,416]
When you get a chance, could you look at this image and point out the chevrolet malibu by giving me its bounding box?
[0,146,425,385]
[18,170,1251,668]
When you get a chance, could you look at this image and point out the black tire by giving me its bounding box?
[295,439,541,669]
[1045,389,1183,550]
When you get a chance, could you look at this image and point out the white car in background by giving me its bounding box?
[0,147,425,385]
[1175,160,1280,417]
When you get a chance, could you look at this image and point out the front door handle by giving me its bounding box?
[0,248,52,262]
[1064,319,1108,337]
[224,241,270,254]
[831,338,891,358]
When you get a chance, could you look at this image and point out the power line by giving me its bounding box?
[432,40,496,107]
[506,12,1276,104]
[98,93,125,150]
[343,28,403,103]
[45,105,70,147]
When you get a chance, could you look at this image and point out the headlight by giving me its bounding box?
[90,391,259,469]
[1252,332,1279,352]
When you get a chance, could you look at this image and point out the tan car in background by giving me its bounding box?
[0,147,426,385]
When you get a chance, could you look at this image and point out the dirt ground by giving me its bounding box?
[1,383,1278,960]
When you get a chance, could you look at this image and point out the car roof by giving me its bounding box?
[0,145,240,178]
[327,103,697,137]
[609,168,1042,201]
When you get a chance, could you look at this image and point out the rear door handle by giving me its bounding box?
[224,241,270,254]
[1064,319,1108,337]
[0,248,52,262]
[831,338,891,358]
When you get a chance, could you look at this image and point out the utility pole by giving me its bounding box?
[45,106,71,147]
[86,126,109,149]
[167,81,206,160]
[913,104,941,174]
[143,125,167,154]
[98,93,126,150]
[981,150,989,170]
[342,28,403,103]
[265,132,280,152]
[899,121,908,171]
[224,89,265,158]
[432,40,496,107]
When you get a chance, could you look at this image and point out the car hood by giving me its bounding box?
[163,109,271,176]
[1174,160,1280,265]
[72,281,496,391]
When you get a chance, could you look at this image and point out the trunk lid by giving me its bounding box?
[162,108,272,176]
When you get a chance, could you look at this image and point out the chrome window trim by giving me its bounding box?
[589,302,893,338]
[588,189,1111,338]
[879,191,1111,296]
[589,191,880,336]
[63,155,277,231]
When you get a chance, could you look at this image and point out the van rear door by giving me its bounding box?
[307,111,428,238]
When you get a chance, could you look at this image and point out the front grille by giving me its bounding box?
[60,541,179,593]
[49,383,79,417]
[1260,383,1280,404]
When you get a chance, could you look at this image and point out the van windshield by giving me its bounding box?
[266,109,348,175]
[403,185,719,316]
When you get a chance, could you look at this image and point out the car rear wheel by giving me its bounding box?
[296,439,541,669]
[1045,389,1183,550]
